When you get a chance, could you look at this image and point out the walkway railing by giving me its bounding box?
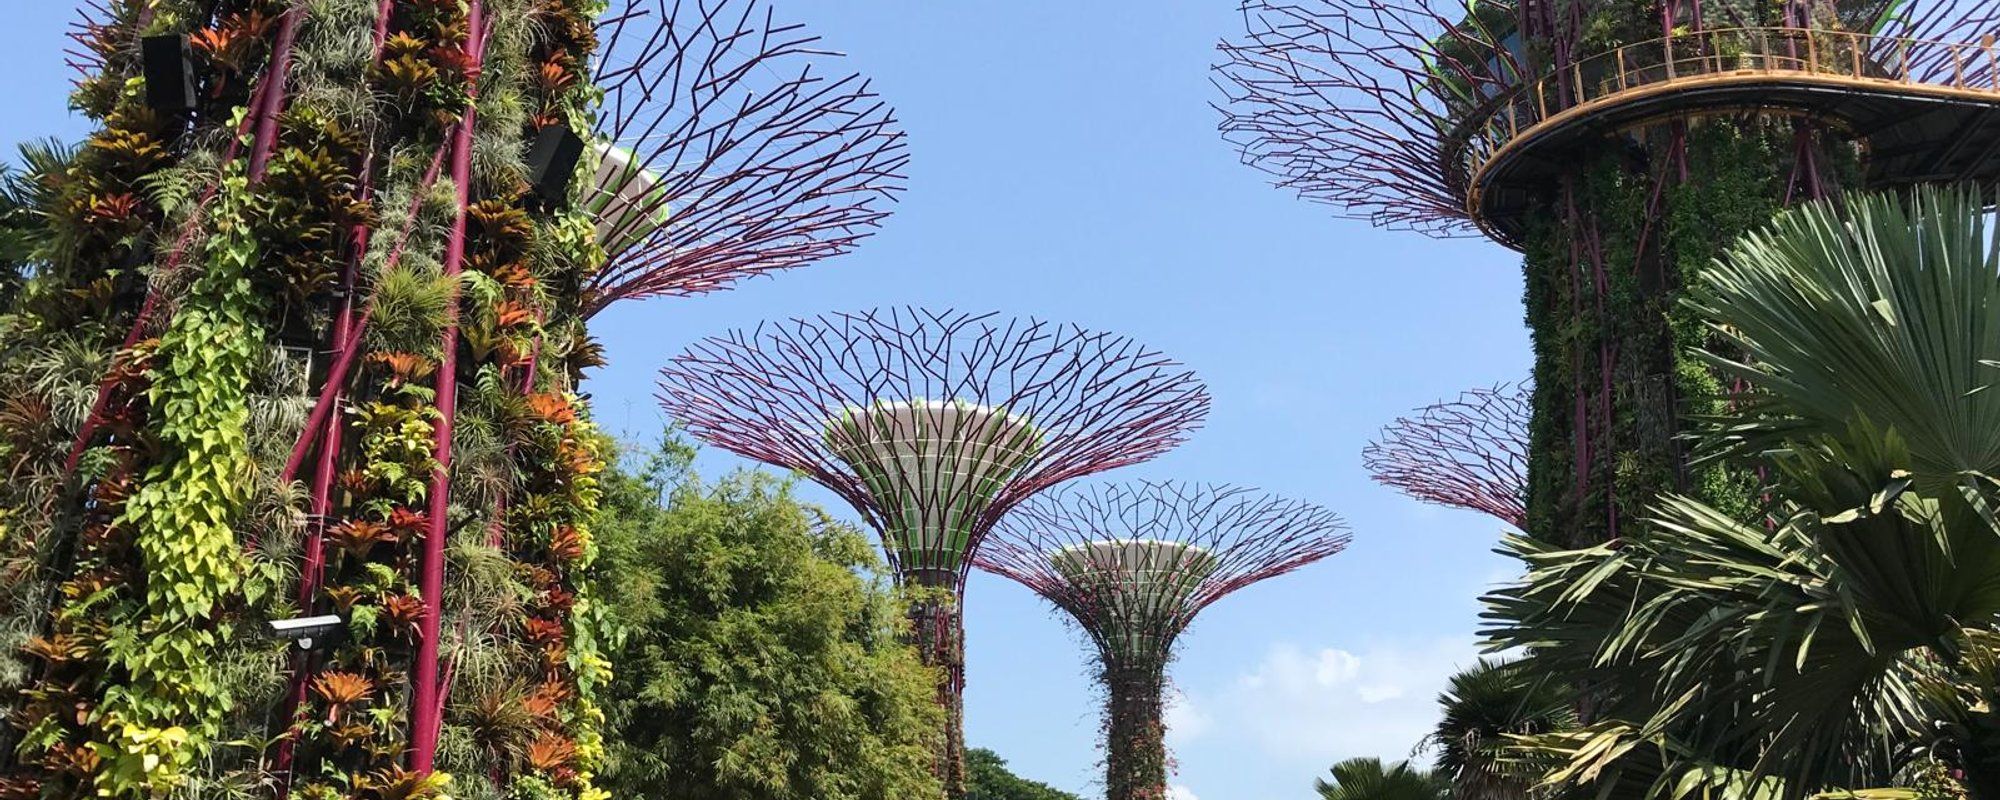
[1455,27,2000,193]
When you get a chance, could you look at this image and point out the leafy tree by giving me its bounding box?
[1315,757,1448,800]
[965,748,1083,800]
[592,437,945,800]
[1485,185,2000,797]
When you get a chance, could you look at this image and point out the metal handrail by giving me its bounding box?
[1454,26,2000,193]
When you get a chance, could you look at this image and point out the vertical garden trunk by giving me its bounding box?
[909,593,968,799]
[1520,121,1848,549]
[3,0,616,796]
[1104,660,1168,800]
[412,0,485,773]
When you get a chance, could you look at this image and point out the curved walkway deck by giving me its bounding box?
[1458,28,2000,249]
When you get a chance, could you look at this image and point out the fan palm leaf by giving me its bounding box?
[1487,186,2000,798]
[1689,184,2000,483]
[1426,658,1576,800]
[1317,758,1449,800]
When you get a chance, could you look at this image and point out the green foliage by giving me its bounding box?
[965,748,1083,800]
[365,261,457,355]
[1487,186,2000,798]
[1425,658,1574,800]
[97,174,262,797]
[593,436,945,800]
[351,399,442,508]
[1316,758,1449,800]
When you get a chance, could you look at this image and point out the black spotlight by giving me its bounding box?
[525,126,586,209]
[141,35,199,114]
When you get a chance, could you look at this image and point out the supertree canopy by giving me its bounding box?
[1364,382,1529,528]
[1216,0,2000,547]
[0,1,903,798]
[976,481,1349,800]
[583,0,907,313]
[657,307,1211,799]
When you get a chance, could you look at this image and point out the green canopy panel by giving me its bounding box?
[586,141,671,257]
[824,399,1043,578]
[1051,539,1220,662]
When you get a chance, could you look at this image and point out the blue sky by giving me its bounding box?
[2,4,1529,798]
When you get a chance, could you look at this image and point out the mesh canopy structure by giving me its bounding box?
[976,481,1348,800]
[659,307,1212,589]
[584,0,908,314]
[1364,382,1529,528]
[1212,0,1533,236]
[657,307,1210,798]
[1049,539,1221,663]
[980,481,1349,669]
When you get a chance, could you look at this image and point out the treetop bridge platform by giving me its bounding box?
[1457,27,2000,249]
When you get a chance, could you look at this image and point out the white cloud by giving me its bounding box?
[1165,688,1211,745]
[1168,786,1199,800]
[1207,637,1483,765]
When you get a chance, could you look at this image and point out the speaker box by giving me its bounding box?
[142,35,198,114]
[525,126,586,209]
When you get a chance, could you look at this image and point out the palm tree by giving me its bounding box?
[0,139,69,308]
[1425,659,1574,800]
[1484,185,2000,798]
[1316,758,1449,800]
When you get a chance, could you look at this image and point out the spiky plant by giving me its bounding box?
[1316,758,1448,800]
[1485,185,2000,798]
[1423,659,1574,800]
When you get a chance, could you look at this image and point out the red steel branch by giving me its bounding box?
[1363,383,1529,528]
[976,480,1350,667]
[412,0,489,775]
[1212,0,1526,236]
[657,307,1212,589]
[584,0,908,314]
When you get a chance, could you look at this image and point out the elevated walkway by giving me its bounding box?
[1456,28,2000,249]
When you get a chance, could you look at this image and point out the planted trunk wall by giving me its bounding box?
[1519,118,1854,547]
[0,1,616,798]
[910,592,969,800]
[1102,660,1168,800]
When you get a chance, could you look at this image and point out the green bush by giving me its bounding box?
[593,436,944,800]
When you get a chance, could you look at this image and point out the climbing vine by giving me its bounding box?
[93,173,262,796]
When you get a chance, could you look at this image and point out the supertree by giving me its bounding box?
[0,0,903,797]
[1215,0,2000,548]
[1364,382,1529,528]
[657,307,1212,799]
[975,481,1350,800]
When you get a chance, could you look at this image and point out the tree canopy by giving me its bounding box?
[965,748,1084,800]
[592,437,944,800]
[1316,757,1448,800]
